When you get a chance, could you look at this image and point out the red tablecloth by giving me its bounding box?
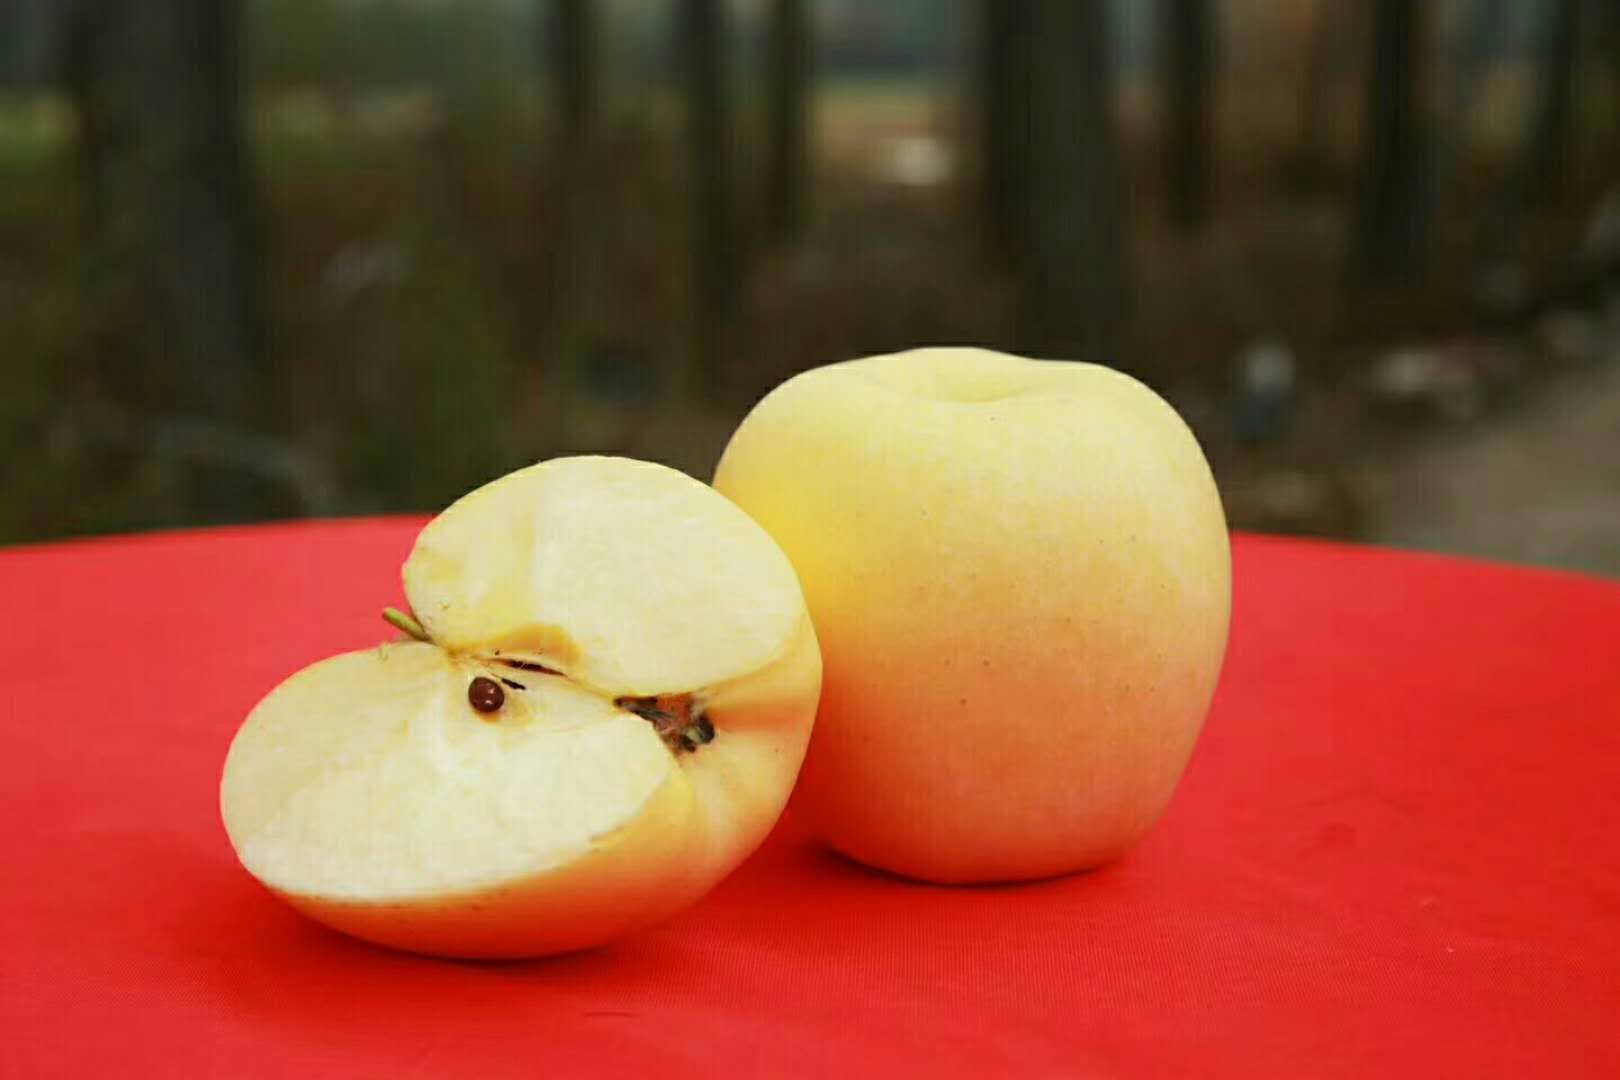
[2,522,1617,1077]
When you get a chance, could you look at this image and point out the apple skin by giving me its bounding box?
[713,348,1231,883]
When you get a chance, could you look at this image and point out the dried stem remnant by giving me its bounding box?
[615,694,715,753]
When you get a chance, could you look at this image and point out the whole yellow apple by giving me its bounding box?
[713,348,1229,883]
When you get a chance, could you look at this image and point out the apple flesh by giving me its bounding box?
[713,348,1230,883]
[221,456,820,958]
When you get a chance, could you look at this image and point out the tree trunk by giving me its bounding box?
[996,0,1127,363]
[1435,0,1511,194]
[1162,0,1214,231]
[1479,0,1583,259]
[1,0,50,88]
[764,0,810,243]
[549,0,594,154]
[978,0,1032,260]
[62,0,265,520]
[540,0,596,339]
[1355,0,1431,282]
[63,0,263,434]
[1524,0,1581,204]
[677,0,735,394]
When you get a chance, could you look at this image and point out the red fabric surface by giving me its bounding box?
[2,521,1618,1077]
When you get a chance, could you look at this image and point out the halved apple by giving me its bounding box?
[221,456,821,958]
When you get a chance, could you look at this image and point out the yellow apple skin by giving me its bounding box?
[713,348,1230,883]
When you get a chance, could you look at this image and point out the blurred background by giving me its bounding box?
[1,0,1617,574]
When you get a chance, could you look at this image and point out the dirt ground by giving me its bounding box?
[1359,361,1620,578]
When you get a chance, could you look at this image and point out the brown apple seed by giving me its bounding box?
[468,676,505,714]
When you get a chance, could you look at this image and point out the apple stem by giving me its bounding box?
[382,606,430,642]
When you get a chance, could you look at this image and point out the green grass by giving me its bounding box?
[0,97,73,170]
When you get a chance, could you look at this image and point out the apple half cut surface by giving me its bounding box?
[221,457,821,959]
